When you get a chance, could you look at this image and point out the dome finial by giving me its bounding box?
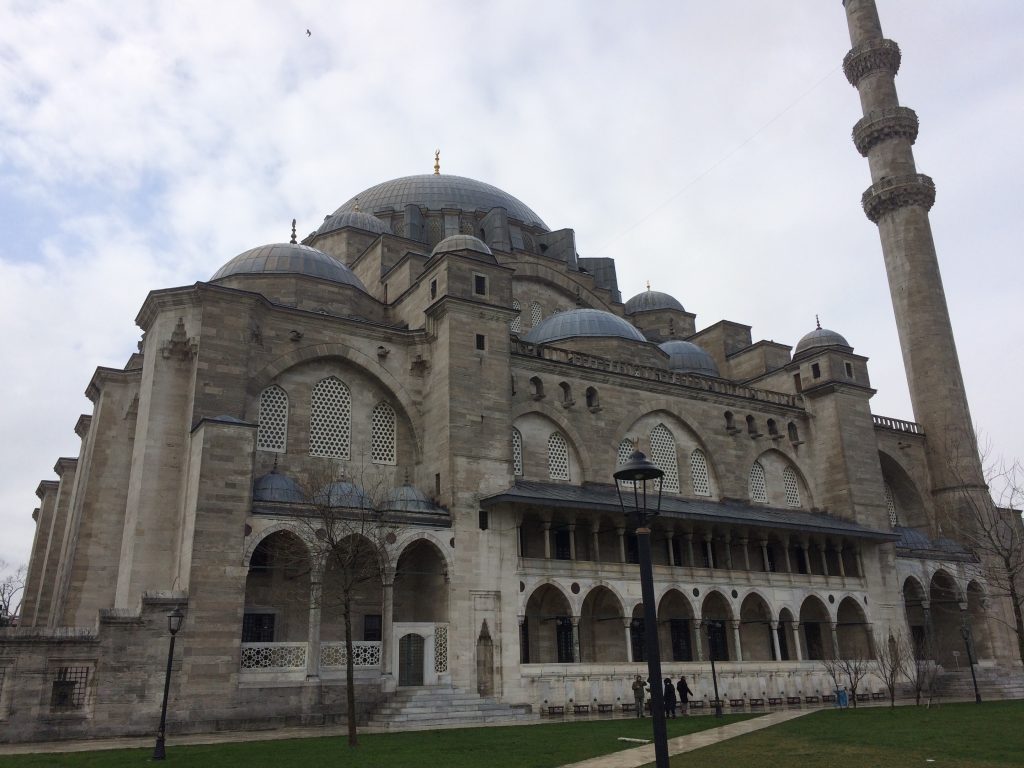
[646,280,651,291]
[290,219,297,245]
[815,314,821,330]
[353,196,360,212]
[434,148,441,175]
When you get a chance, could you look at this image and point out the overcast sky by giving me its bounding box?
[1,1,1021,571]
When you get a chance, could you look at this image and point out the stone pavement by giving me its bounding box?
[558,709,813,768]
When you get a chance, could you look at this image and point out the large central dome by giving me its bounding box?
[333,174,548,231]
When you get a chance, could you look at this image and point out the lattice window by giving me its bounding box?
[649,424,680,493]
[749,461,768,503]
[548,432,570,481]
[320,641,382,668]
[511,300,522,333]
[691,449,711,496]
[783,466,801,507]
[530,302,543,328]
[310,377,351,458]
[257,385,288,452]
[884,483,899,526]
[617,438,635,489]
[434,624,449,673]
[512,428,523,476]
[370,402,397,465]
[426,217,443,247]
[50,666,89,712]
[240,643,307,670]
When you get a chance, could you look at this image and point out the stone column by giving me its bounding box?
[617,527,626,563]
[704,533,715,569]
[770,620,783,661]
[624,618,634,663]
[518,614,527,664]
[791,621,804,662]
[543,521,552,560]
[836,544,847,578]
[800,541,811,574]
[571,616,581,663]
[666,531,676,567]
[685,532,695,568]
[694,621,705,662]
[741,537,751,571]
[819,543,830,578]
[731,620,743,663]
[921,600,935,659]
[306,559,325,679]
[856,545,865,579]
[830,622,841,659]
[760,539,771,572]
[724,534,734,570]
[381,574,395,680]
[568,523,577,561]
[592,523,601,563]
[783,538,793,573]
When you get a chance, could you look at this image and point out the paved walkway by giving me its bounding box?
[558,709,812,768]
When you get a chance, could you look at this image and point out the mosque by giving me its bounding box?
[1,0,1019,741]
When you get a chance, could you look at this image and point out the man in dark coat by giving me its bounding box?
[677,676,695,715]
[663,678,677,718]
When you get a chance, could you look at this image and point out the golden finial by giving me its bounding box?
[815,314,821,330]
[646,280,651,291]
[434,149,440,175]
[290,218,297,244]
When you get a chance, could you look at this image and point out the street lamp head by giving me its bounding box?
[614,450,664,484]
[167,606,185,636]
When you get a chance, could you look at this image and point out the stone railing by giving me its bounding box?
[240,642,307,670]
[320,640,382,669]
[872,415,924,435]
[511,340,802,409]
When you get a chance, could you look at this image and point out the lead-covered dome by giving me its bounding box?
[794,325,852,356]
[659,340,719,377]
[625,289,685,314]
[313,481,373,509]
[523,308,647,345]
[332,174,548,231]
[431,234,492,257]
[253,470,304,504]
[211,243,368,292]
[316,210,391,237]
[382,484,438,514]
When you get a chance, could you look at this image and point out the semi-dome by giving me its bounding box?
[625,289,685,315]
[316,210,392,237]
[382,484,438,514]
[794,324,852,356]
[253,470,304,504]
[211,243,368,292]
[313,481,373,509]
[431,234,492,257]
[523,308,647,345]
[332,174,548,231]
[658,340,720,377]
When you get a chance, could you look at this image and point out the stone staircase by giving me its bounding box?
[931,667,1024,701]
[364,686,539,731]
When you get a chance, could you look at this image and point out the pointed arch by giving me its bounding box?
[257,384,289,452]
[579,586,626,662]
[310,376,351,458]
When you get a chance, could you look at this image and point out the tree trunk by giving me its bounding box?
[1008,576,1024,666]
[344,600,357,747]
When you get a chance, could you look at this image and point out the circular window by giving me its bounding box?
[731,589,739,599]
[692,588,700,597]
[450,537,455,548]
[571,582,581,594]
[828,594,835,604]
[519,581,525,593]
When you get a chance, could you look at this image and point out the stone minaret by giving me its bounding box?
[841,0,987,529]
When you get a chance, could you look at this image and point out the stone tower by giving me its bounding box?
[841,0,987,529]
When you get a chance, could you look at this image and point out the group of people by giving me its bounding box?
[631,675,694,718]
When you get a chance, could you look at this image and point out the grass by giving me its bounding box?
[676,701,1024,768]
[0,713,756,768]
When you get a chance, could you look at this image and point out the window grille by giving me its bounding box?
[749,461,767,503]
[310,377,351,458]
[530,302,543,328]
[617,438,635,489]
[690,449,711,496]
[649,424,680,493]
[242,613,276,642]
[370,402,397,465]
[50,666,89,712]
[434,624,449,673]
[257,385,288,452]
[512,429,523,476]
[511,300,522,333]
[783,466,801,507]
[548,432,570,481]
[884,483,899,526]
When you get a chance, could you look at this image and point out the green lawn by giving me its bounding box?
[677,701,1024,768]
[0,714,755,768]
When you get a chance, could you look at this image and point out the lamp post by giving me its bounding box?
[614,450,669,768]
[153,606,186,761]
[956,600,982,704]
[704,619,724,717]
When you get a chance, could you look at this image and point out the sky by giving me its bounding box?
[1,0,1021,571]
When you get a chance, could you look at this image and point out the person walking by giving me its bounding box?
[677,676,694,716]
[631,674,646,717]
[663,678,677,718]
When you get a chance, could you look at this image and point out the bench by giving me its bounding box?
[547,705,565,715]
[856,693,870,702]
[787,696,802,706]
[822,694,836,703]
[804,696,820,704]
[688,700,705,710]
[728,698,745,708]
[749,698,765,708]
[710,699,724,710]
[871,691,887,701]
[621,702,636,713]
[768,697,784,706]
[573,704,590,714]
[597,703,614,713]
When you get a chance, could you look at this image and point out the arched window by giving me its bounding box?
[510,299,522,333]
[749,461,767,503]
[788,422,800,444]
[548,432,570,481]
[767,419,778,437]
[783,466,801,507]
[746,415,759,436]
[257,385,288,452]
[585,387,599,409]
[724,411,736,432]
[530,302,543,328]
[690,449,711,497]
[529,376,544,399]
[310,377,351,459]
[559,381,573,406]
[649,424,680,493]
[884,483,899,526]
[370,402,397,465]
[512,429,523,477]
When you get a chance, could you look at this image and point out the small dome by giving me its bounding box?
[313,481,373,509]
[625,290,685,315]
[211,243,368,292]
[523,308,647,345]
[659,340,719,377]
[382,484,438,514]
[794,325,852,356]
[253,471,304,504]
[316,210,392,237]
[431,234,492,257]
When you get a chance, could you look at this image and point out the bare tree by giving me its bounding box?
[820,656,846,707]
[0,561,26,627]
[909,650,938,707]
[838,655,872,707]
[872,631,909,708]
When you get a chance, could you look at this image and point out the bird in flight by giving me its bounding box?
[306,29,311,37]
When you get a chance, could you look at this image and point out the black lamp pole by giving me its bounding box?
[615,450,669,768]
[957,600,982,704]
[706,620,723,717]
[153,606,185,761]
